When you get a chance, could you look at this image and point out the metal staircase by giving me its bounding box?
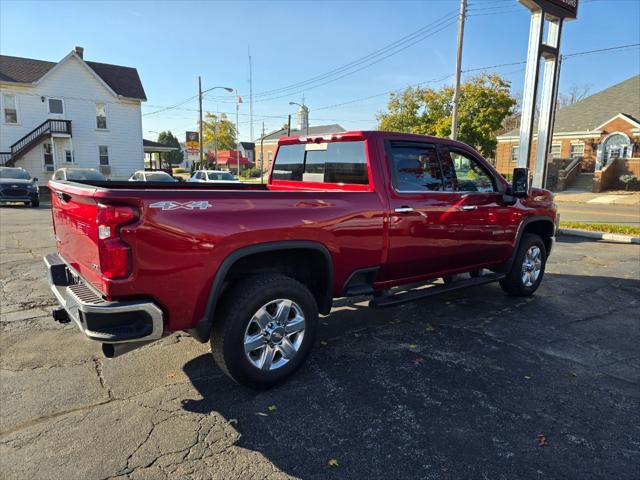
[0,119,72,167]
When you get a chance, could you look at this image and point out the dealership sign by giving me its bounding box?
[185,131,199,153]
[519,0,578,19]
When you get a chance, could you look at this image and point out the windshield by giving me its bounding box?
[65,169,106,181]
[146,172,175,182]
[209,172,235,181]
[0,168,31,180]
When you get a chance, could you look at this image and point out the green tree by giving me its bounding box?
[202,113,237,155]
[156,131,184,166]
[377,73,516,158]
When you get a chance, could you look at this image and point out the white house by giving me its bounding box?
[0,47,146,184]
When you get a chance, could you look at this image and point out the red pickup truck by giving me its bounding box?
[46,131,557,388]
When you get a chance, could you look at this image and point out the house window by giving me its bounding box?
[65,150,73,163]
[99,145,109,165]
[550,144,562,159]
[570,143,584,159]
[48,98,64,114]
[268,151,273,162]
[96,103,107,129]
[510,145,519,163]
[43,143,54,171]
[3,94,18,123]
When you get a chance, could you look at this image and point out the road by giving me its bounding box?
[557,202,640,225]
[1,204,639,480]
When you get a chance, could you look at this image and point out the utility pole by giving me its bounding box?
[287,114,291,136]
[198,76,203,166]
[248,47,254,142]
[450,0,467,140]
[260,121,265,184]
[236,90,241,177]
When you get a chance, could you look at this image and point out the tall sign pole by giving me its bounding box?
[451,0,467,140]
[517,0,578,188]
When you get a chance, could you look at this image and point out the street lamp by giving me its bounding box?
[289,101,309,135]
[198,78,233,167]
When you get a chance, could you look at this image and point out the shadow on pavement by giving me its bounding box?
[181,273,640,480]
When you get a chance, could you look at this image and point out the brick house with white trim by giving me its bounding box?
[495,76,640,189]
[0,47,147,184]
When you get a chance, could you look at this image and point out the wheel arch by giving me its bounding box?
[190,240,334,342]
[498,215,555,273]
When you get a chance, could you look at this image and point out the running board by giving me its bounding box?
[370,273,505,308]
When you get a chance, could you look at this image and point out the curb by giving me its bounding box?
[558,228,640,244]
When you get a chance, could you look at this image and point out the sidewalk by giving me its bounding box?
[554,190,640,206]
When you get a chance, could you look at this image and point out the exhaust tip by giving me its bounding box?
[102,343,116,358]
[101,340,153,359]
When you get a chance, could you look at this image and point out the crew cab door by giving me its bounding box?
[437,145,514,267]
[382,141,511,283]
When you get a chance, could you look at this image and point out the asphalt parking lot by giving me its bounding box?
[1,203,639,480]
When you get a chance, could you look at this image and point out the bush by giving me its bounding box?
[240,167,262,179]
[619,174,638,191]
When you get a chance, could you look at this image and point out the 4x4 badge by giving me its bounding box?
[149,201,212,211]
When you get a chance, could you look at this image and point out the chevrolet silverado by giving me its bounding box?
[45,131,557,388]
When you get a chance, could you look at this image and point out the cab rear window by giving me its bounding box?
[272,141,368,185]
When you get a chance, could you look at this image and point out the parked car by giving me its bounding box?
[52,167,106,182]
[46,131,557,388]
[0,167,39,207]
[188,170,240,183]
[171,167,191,182]
[129,170,177,182]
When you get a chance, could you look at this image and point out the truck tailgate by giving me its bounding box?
[49,182,102,291]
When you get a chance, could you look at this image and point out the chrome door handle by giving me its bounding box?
[394,207,414,213]
[461,205,478,211]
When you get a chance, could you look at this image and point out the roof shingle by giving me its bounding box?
[499,75,640,138]
[0,54,146,100]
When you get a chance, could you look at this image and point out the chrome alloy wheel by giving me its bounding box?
[243,299,306,371]
[521,245,542,287]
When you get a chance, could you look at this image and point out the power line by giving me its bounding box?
[313,43,639,112]
[249,18,458,104]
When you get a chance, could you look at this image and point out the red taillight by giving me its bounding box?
[96,204,137,279]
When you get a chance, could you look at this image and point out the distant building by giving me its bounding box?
[495,76,640,176]
[0,47,146,183]
[208,150,252,173]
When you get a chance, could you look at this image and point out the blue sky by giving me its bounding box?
[1,0,639,142]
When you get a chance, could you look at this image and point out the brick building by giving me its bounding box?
[495,76,640,177]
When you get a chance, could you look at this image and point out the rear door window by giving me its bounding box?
[272,141,368,185]
[387,142,445,192]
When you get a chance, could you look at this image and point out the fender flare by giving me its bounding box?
[189,240,334,342]
[498,215,556,273]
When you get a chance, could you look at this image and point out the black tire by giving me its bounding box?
[211,273,318,389]
[499,233,547,296]
[31,199,39,208]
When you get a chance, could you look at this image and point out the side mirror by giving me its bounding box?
[512,167,530,198]
[33,177,39,182]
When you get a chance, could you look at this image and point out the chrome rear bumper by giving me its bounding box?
[44,253,164,344]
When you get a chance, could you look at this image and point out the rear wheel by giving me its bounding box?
[211,273,318,388]
[499,233,547,296]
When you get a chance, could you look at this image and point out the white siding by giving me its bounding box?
[0,54,144,184]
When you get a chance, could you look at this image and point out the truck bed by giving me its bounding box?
[48,179,386,331]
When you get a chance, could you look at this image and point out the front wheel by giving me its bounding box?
[499,233,547,296]
[211,273,318,388]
